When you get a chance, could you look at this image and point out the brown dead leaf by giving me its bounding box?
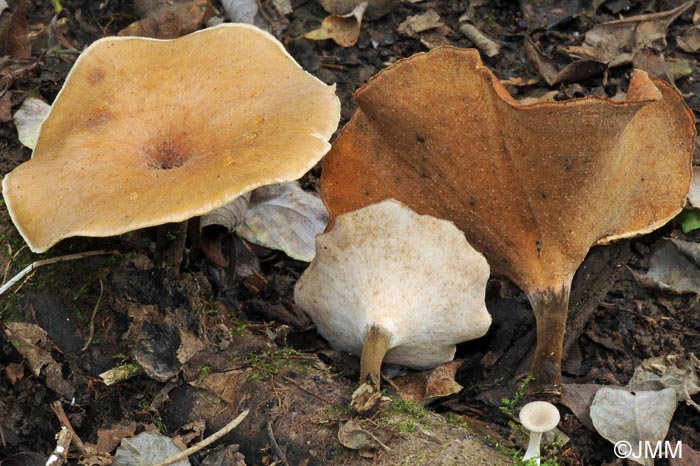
[190,370,247,404]
[388,361,463,404]
[304,1,367,47]
[670,443,700,466]
[632,49,693,81]
[678,25,700,52]
[525,34,607,85]
[338,420,390,451]
[3,322,74,398]
[0,0,30,58]
[5,361,24,384]
[94,421,138,453]
[566,1,693,66]
[117,0,214,39]
[560,383,601,431]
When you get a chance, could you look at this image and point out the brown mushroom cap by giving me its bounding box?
[3,24,340,253]
[322,47,693,292]
[321,47,694,385]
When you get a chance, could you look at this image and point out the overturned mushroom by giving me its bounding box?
[321,47,694,386]
[294,199,491,390]
[2,24,340,267]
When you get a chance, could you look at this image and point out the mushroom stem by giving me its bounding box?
[528,282,571,386]
[360,325,391,383]
[523,430,543,464]
[154,221,188,270]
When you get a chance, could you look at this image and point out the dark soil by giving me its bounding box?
[1,0,700,465]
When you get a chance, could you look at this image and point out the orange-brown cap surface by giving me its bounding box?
[3,24,340,253]
[321,46,694,293]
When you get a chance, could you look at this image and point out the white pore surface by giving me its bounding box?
[294,199,492,369]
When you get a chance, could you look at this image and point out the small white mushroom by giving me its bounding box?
[519,401,560,465]
[294,199,491,386]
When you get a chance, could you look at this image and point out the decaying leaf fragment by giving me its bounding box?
[321,47,695,386]
[566,1,693,66]
[13,97,50,149]
[118,0,214,38]
[304,2,367,47]
[631,239,700,294]
[590,387,677,466]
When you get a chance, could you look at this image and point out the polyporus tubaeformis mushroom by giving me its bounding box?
[321,47,695,386]
[2,24,340,262]
[294,199,491,386]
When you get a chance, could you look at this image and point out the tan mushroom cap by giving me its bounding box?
[321,46,694,293]
[294,199,492,370]
[2,24,340,253]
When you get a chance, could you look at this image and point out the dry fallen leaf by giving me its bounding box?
[113,431,190,466]
[3,322,75,398]
[304,1,367,47]
[590,387,677,466]
[560,383,602,431]
[236,182,329,262]
[388,361,463,404]
[678,25,700,52]
[117,0,214,38]
[12,96,50,149]
[319,0,395,20]
[631,239,700,294]
[0,0,30,59]
[338,420,390,451]
[567,1,693,66]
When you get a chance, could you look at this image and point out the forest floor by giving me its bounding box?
[0,0,699,465]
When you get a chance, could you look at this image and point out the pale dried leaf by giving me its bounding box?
[338,420,389,451]
[13,97,50,149]
[458,15,500,57]
[590,387,677,466]
[398,10,443,37]
[567,1,693,66]
[629,355,700,401]
[631,239,700,294]
[236,182,329,262]
[688,167,700,207]
[304,2,367,47]
[200,193,251,232]
[117,0,214,38]
[221,0,270,30]
[113,431,190,466]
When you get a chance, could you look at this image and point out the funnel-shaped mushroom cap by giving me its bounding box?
[321,47,694,293]
[294,199,491,369]
[2,24,340,253]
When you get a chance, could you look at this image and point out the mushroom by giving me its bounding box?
[2,24,340,268]
[320,47,695,386]
[294,199,491,388]
[519,401,560,465]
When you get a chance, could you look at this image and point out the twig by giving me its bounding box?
[267,421,290,466]
[51,401,87,454]
[153,409,249,466]
[0,250,114,296]
[45,426,71,466]
[80,278,104,352]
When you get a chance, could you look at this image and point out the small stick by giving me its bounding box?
[45,426,71,466]
[153,409,249,466]
[51,401,86,454]
[267,421,290,466]
[80,278,104,352]
[0,250,114,296]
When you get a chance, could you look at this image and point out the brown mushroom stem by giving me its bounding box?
[360,325,391,383]
[154,221,188,270]
[528,282,571,387]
